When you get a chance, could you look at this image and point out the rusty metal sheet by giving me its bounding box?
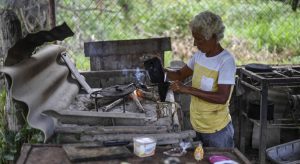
[1,45,79,142]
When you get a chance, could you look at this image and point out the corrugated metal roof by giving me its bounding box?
[1,45,79,142]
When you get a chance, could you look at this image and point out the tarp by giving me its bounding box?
[1,45,79,142]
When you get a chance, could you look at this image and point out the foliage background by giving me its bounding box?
[55,0,300,70]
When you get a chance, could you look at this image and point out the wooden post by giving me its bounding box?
[49,0,56,28]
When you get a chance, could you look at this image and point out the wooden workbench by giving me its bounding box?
[17,144,251,164]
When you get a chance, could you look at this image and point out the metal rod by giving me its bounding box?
[240,80,261,92]
[123,98,126,113]
[238,71,246,153]
[259,82,268,164]
[238,92,246,153]
[95,98,98,111]
[272,70,289,78]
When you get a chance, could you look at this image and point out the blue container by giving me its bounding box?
[266,139,300,164]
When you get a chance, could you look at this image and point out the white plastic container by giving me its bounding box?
[133,137,156,157]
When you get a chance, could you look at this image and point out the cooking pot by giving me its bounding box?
[245,63,273,72]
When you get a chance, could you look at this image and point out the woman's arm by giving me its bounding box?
[170,81,232,104]
[165,65,193,81]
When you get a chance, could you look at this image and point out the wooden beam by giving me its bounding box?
[61,53,92,94]
[49,0,56,28]
[84,37,171,57]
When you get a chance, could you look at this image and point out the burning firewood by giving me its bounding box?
[137,89,159,101]
[129,91,145,112]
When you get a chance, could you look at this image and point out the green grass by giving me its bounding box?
[164,51,173,67]
[226,1,299,53]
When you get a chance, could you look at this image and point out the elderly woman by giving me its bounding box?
[165,11,236,148]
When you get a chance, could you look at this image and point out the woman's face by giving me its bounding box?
[192,31,216,53]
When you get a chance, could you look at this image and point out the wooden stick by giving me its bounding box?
[100,98,123,112]
[129,92,145,112]
[138,89,159,101]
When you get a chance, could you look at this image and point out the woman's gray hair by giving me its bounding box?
[189,11,225,42]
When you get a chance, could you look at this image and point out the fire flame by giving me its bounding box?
[134,89,143,98]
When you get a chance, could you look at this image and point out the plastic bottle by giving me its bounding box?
[194,143,204,161]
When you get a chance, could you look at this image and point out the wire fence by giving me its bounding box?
[55,0,300,70]
[1,0,300,71]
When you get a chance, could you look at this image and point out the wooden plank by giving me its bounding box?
[84,37,171,57]
[16,144,32,164]
[233,148,252,164]
[63,145,132,162]
[55,125,168,134]
[17,144,251,164]
[90,53,163,70]
[17,144,70,164]
[61,53,92,94]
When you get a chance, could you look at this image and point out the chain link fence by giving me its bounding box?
[55,0,300,71]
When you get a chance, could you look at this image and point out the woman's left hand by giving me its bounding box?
[170,80,186,93]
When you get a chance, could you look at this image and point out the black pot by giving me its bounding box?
[144,57,164,84]
[245,63,273,72]
[247,100,274,120]
[144,57,170,102]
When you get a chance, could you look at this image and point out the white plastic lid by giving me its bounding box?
[134,137,156,144]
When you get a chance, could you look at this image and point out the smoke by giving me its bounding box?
[135,67,145,84]
[121,67,146,84]
[122,69,128,77]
